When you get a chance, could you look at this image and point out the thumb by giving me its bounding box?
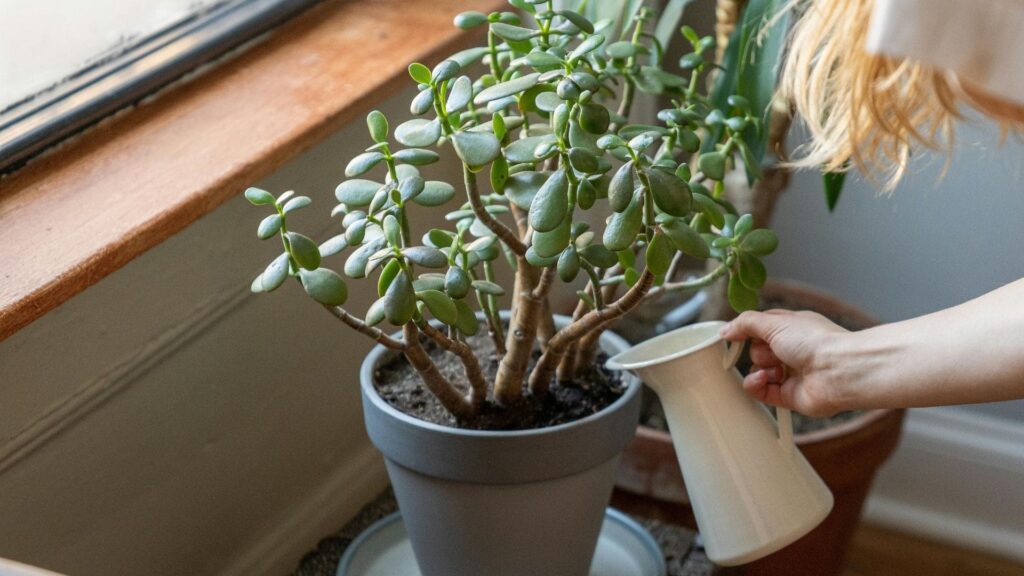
[720,311,786,343]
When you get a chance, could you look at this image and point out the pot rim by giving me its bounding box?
[360,324,641,440]
[360,314,644,483]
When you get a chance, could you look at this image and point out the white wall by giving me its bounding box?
[0,88,458,575]
[766,122,1024,423]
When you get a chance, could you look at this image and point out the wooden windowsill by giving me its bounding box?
[0,0,499,342]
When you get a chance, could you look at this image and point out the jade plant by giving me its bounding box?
[244,0,779,421]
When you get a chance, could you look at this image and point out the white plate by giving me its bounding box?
[337,508,666,576]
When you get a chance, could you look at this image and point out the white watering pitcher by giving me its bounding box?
[606,321,833,566]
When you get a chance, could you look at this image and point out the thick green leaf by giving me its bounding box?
[252,252,290,293]
[490,155,509,193]
[454,299,479,336]
[444,267,471,298]
[300,268,348,306]
[529,169,569,233]
[609,160,635,213]
[392,148,439,166]
[365,298,387,327]
[504,171,547,210]
[454,11,487,29]
[490,22,536,42]
[728,274,759,312]
[533,217,571,258]
[399,176,425,202]
[286,232,320,270]
[344,237,386,278]
[408,63,431,84]
[403,246,447,268]
[472,280,505,296]
[741,229,779,256]
[738,252,767,289]
[577,178,597,209]
[378,259,401,296]
[319,234,348,257]
[504,135,556,164]
[417,290,458,324]
[579,103,611,134]
[395,119,441,147]
[446,76,473,114]
[257,214,282,240]
[410,89,434,115]
[383,270,417,325]
[568,34,605,62]
[557,10,594,34]
[526,51,563,70]
[414,181,456,207]
[335,179,380,206]
[383,214,401,246]
[452,131,500,168]
[448,46,490,68]
[698,151,727,181]
[245,187,275,205]
[431,60,460,83]
[647,168,692,216]
[568,147,599,174]
[282,196,311,214]
[557,246,580,281]
[473,73,541,105]
[661,218,710,259]
[603,193,643,251]
[413,273,446,292]
[605,41,640,59]
[345,152,385,177]
[645,232,674,276]
[366,110,388,143]
[580,244,618,268]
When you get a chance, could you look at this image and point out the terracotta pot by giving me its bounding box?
[612,279,907,575]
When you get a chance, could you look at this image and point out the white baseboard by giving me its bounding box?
[864,407,1024,562]
[219,443,389,576]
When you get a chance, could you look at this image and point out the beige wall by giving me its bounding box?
[0,87,457,575]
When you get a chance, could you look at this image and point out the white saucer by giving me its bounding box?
[336,507,666,576]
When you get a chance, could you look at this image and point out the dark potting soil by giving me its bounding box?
[374,331,625,431]
[637,287,869,435]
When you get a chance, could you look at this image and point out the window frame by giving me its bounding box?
[0,0,323,174]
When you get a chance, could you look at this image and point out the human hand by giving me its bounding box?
[720,310,850,417]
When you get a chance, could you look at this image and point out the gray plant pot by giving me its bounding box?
[359,315,641,576]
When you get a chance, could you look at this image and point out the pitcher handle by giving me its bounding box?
[722,339,744,370]
[722,339,795,449]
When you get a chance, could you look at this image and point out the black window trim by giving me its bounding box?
[0,0,323,175]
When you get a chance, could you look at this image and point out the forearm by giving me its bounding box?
[825,279,1024,410]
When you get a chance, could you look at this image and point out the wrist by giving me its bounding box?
[814,330,864,413]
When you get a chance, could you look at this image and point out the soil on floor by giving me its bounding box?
[374,331,625,431]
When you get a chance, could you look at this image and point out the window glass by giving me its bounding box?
[0,0,223,111]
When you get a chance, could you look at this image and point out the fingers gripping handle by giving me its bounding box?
[722,339,795,450]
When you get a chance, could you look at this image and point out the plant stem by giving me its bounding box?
[402,323,476,419]
[648,256,733,298]
[325,305,405,350]
[493,262,543,405]
[463,165,527,256]
[529,270,655,393]
[419,321,488,408]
